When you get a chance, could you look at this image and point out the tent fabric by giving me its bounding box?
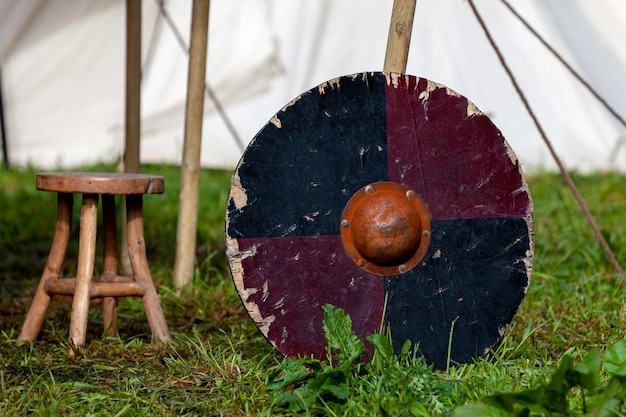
[0,0,278,168]
[1,0,625,172]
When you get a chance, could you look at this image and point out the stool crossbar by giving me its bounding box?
[19,173,172,352]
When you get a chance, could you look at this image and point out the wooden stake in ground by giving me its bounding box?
[384,0,416,73]
[173,0,211,290]
[121,0,142,277]
[124,0,141,174]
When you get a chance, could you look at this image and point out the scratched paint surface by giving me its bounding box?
[226,73,389,359]
[234,235,384,359]
[385,74,530,220]
[226,72,533,369]
[384,217,530,368]
[227,73,389,239]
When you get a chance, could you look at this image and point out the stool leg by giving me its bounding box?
[126,195,172,343]
[68,193,99,352]
[102,195,118,337]
[19,193,73,341]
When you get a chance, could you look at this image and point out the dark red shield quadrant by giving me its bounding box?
[225,72,533,370]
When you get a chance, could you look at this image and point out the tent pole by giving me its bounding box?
[124,0,142,174]
[121,0,143,276]
[384,0,417,73]
[0,66,8,168]
[173,0,211,291]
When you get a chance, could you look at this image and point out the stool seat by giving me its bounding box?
[19,172,171,352]
[36,172,164,195]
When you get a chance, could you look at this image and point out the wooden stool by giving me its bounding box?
[18,172,172,351]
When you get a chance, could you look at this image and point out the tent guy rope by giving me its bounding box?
[0,66,7,168]
[467,0,623,274]
[153,0,246,153]
[499,0,626,132]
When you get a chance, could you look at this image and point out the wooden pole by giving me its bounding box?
[121,0,142,276]
[173,0,211,290]
[124,0,142,174]
[384,0,417,73]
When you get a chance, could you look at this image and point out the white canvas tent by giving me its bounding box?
[1,0,625,172]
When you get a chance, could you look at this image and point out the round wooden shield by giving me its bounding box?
[225,72,533,370]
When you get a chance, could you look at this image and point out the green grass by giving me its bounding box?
[1,165,625,416]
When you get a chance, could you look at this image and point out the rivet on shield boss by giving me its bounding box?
[225,0,533,370]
